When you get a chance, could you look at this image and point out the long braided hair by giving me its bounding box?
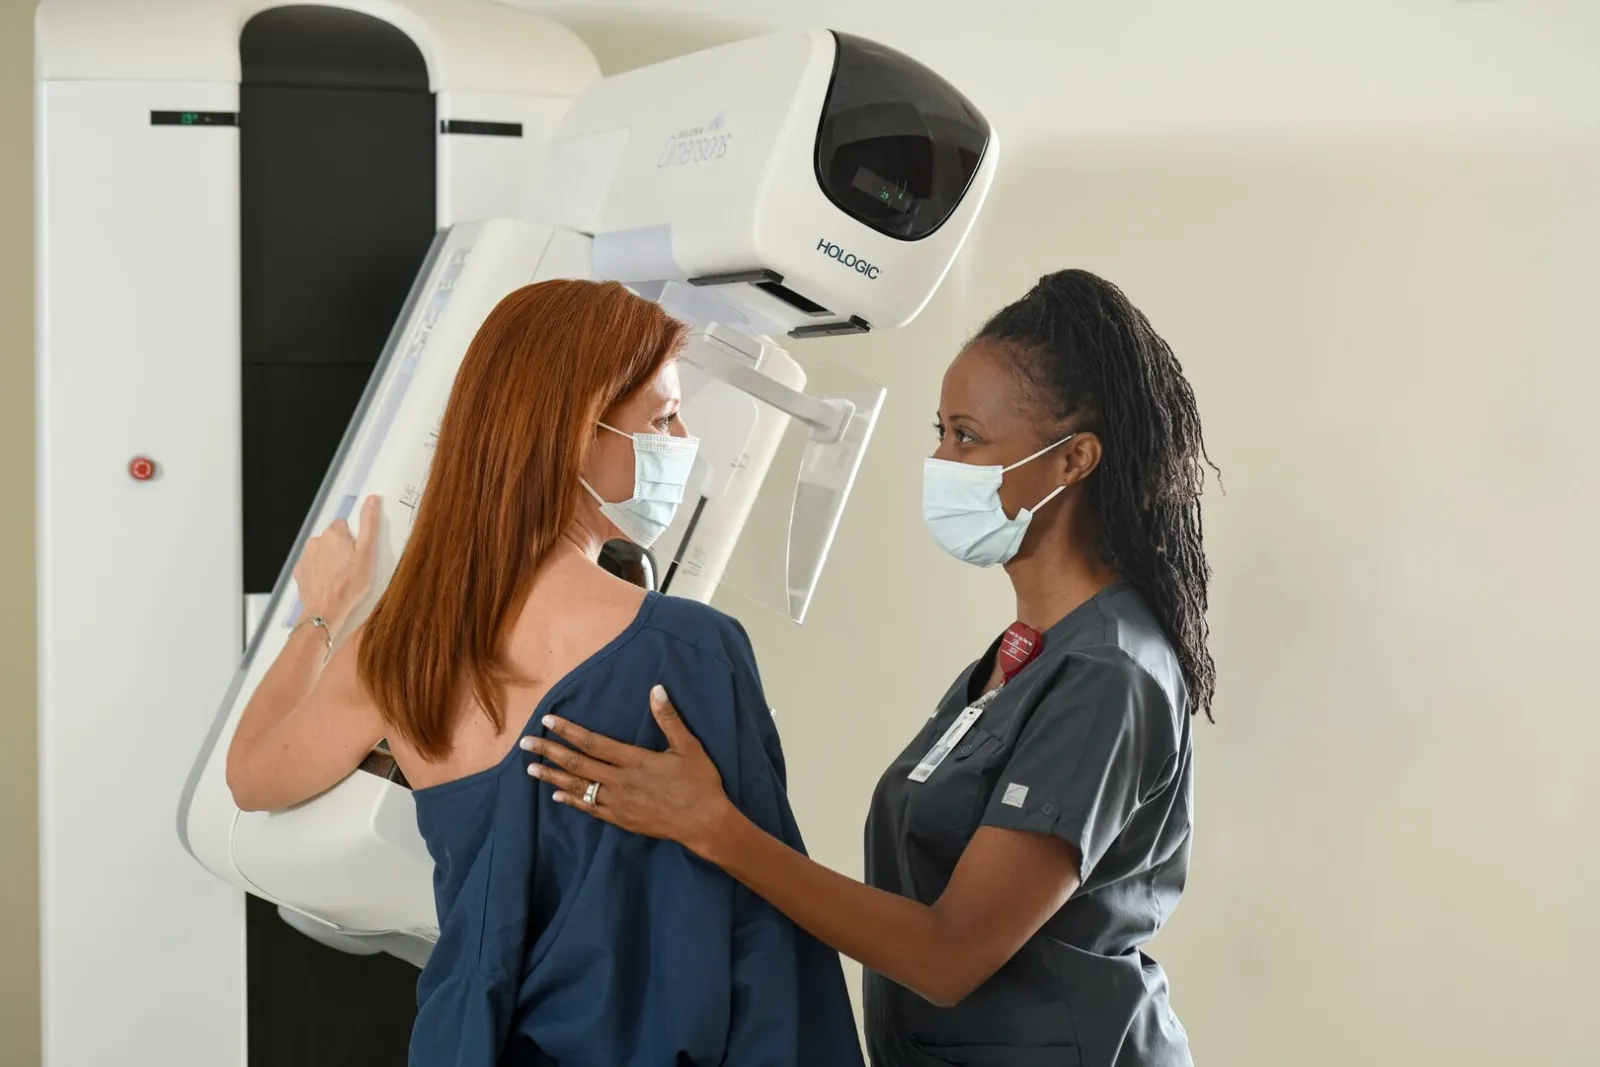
[979,269,1219,719]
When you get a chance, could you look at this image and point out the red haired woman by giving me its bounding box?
[225,280,863,1067]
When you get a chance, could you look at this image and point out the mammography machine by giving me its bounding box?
[35,3,995,1065]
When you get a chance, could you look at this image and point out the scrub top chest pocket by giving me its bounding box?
[901,721,1007,843]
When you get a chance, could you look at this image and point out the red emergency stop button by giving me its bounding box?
[128,456,157,481]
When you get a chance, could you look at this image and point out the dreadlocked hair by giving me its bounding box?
[979,269,1219,720]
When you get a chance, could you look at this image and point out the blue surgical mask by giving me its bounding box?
[581,422,700,550]
[922,434,1077,567]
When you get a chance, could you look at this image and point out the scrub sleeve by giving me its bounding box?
[979,645,1179,886]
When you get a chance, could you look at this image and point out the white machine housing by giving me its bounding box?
[533,29,998,339]
[35,3,599,1066]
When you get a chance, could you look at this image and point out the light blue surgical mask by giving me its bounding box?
[581,422,700,550]
[922,434,1077,567]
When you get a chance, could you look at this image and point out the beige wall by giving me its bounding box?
[739,128,1600,1065]
[0,0,37,1064]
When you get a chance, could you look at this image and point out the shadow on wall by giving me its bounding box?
[536,6,773,74]
[727,131,1599,1067]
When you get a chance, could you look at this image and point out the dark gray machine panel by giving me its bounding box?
[239,6,434,1063]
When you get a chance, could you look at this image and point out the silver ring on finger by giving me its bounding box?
[582,781,601,806]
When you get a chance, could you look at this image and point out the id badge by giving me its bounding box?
[908,703,985,783]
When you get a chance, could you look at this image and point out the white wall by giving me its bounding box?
[519,3,1600,1065]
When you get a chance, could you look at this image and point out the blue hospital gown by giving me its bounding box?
[407,592,864,1067]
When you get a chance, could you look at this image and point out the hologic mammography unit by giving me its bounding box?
[35,2,995,1064]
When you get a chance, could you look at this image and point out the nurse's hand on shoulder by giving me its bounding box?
[522,685,734,857]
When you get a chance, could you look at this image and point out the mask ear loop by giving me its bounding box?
[1021,483,1069,515]
[1001,432,1078,473]
[582,423,633,504]
[578,478,609,506]
[1003,433,1078,517]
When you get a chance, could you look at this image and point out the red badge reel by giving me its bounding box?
[997,622,1044,683]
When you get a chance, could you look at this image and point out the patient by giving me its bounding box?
[225,280,864,1067]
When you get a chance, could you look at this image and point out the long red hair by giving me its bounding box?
[358,280,687,760]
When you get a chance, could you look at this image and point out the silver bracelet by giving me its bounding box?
[297,615,333,662]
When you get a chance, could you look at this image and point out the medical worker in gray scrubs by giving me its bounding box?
[528,268,1218,1067]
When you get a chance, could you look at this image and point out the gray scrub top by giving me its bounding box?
[863,582,1195,1067]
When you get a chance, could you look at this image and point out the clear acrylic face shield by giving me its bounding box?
[642,296,886,625]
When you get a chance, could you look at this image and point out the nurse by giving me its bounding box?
[524,269,1216,1067]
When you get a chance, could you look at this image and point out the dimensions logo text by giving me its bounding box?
[656,111,733,168]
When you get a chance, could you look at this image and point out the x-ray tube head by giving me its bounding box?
[526,29,997,340]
